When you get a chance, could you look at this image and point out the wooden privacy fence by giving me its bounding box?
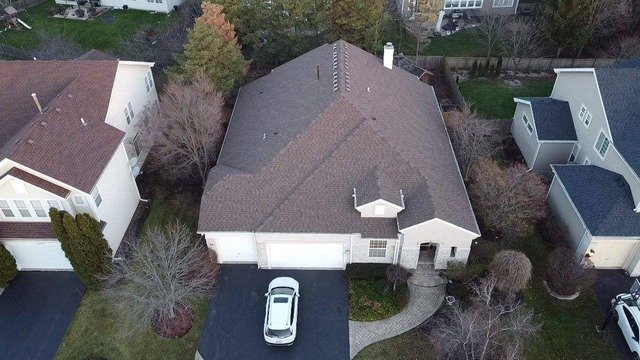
[2,0,48,10]
[410,56,618,71]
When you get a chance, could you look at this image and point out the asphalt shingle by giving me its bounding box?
[553,165,640,237]
[516,97,577,141]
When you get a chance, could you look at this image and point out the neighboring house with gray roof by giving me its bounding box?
[198,40,480,271]
[511,58,640,275]
[0,51,158,270]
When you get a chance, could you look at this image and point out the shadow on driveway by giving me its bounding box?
[0,272,85,360]
[593,269,638,360]
[198,265,349,360]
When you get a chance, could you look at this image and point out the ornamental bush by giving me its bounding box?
[0,243,18,288]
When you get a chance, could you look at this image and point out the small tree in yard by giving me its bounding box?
[490,250,532,294]
[50,208,112,290]
[178,2,248,93]
[473,15,507,57]
[104,222,217,336]
[29,30,84,60]
[0,243,18,288]
[445,104,502,182]
[138,72,225,187]
[546,247,597,296]
[469,158,547,237]
[428,274,541,360]
[386,264,411,291]
[469,60,478,79]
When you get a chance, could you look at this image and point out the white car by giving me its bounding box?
[613,293,640,359]
[264,277,300,346]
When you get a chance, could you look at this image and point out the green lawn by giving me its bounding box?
[423,30,487,57]
[142,195,198,233]
[459,78,556,119]
[468,235,619,360]
[349,279,408,321]
[55,292,209,360]
[3,0,172,51]
[355,328,435,360]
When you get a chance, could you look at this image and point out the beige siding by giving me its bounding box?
[534,142,575,173]
[552,71,640,207]
[547,176,588,251]
[511,102,539,169]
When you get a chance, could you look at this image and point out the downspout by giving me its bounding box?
[349,234,353,264]
[394,235,402,265]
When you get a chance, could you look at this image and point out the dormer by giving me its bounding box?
[353,168,405,218]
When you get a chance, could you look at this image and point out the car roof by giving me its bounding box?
[268,294,292,330]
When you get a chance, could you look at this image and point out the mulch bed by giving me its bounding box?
[152,304,195,338]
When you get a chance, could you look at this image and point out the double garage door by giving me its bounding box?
[215,234,344,269]
[1,239,72,270]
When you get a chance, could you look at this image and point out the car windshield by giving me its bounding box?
[267,328,293,338]
[273,297,289,304]
[271,287,294,295]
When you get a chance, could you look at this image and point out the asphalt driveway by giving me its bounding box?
[0,271,85,360]
[593,269,638,360]
[198,265,349,360]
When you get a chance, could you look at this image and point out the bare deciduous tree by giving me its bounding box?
[104,222,217,336]
[604,35,640,60]
[29,30,84,60]
[138,72,225,186]
[428,274,541,360]
[386,264,411,291]
[490,250,532,294]
[545,247,597,296]
[473,15,507,57]
[469,158,547,237]
[445,104,502,182]
[500,17,544,68]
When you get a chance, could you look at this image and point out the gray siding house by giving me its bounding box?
[198,41,480,271]
[396,0,518,19]
[510,58,640,275]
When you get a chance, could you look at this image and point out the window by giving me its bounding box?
[445,0,482,8]
[583,157,591,165]
[47,200,61,210]
[374,204,385,216]
[578,104,587,120]
[29,200,47,217]
[522,113,533,134]
[450,247,457,257]
[155,0,162,3]
[624,308,640,340]
[369,240,387,258]
[14,200,31,217]
[133,133,142,156]
[92,187,102,207]
[568,144,581,163]
[594,131,610,158]
[11,180,27,195]
[493,0,513,7]
[124,101,135,125]
[0,200,14,217]
[144,71,154,93]
[584,111,592,128]
[73,195,85,205]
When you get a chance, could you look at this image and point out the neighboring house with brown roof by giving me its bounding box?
[0,51,158,270]
[198,41,480,270]
[511,58,640,276]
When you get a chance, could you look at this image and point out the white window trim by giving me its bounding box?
[91,187,102,208]
[73,195,86,206]
[578,104,587,120]
[0,198,60,220]
[568,143,581,163]
[593,130,610,160]
[522,113,533,135]
[492,0,514,7]
[368,240,388,258]
[583,111,592,128]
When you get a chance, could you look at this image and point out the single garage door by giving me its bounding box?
[1,239,72,270]
[590,241,639,268]
[215,233,258,263]
[267,243,345,269]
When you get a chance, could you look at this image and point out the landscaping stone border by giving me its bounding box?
[543,280,580,300]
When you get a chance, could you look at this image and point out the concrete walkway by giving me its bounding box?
[349,265,447,359]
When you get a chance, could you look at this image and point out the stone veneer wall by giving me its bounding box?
[434,245,471,269]
[350,237,396,264]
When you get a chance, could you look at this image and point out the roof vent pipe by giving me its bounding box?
[31,93,43,114]
[80,117,87,126]
[383,42,394,70]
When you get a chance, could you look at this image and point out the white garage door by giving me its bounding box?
[268,243,345,269]
[1,239,72,270]
[216,233,258,263]
[590,241,639,268]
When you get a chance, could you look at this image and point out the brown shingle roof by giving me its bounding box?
[2,168,70,197]
[355,167,403,208]
[0,59,124,193]
[0,222,56,239]
[199,40,480,237]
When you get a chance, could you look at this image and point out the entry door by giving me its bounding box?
[267,243,344,269]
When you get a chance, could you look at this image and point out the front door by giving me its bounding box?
[418,243,435,265]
